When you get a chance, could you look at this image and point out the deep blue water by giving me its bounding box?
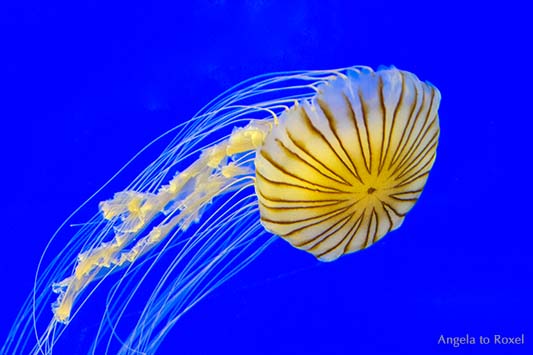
[1,1,531,354]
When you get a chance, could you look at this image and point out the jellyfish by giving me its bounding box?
[3,66,440,354]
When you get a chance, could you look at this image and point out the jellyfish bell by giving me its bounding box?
[256,67,440,261]
[2,66,440,354]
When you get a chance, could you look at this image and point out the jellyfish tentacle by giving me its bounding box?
[51,119,273,324]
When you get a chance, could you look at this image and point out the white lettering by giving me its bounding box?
[494,334,525,345]
[437,334,475,347]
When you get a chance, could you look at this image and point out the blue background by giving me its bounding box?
[1,1,531,354]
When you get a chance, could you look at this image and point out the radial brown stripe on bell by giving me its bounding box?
[255,66,440,261]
